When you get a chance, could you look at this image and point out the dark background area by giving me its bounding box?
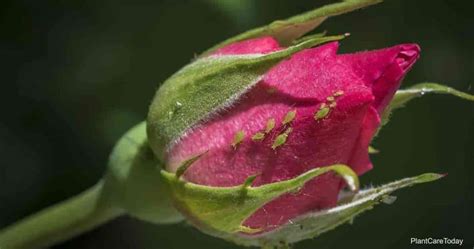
[1,0,473,248]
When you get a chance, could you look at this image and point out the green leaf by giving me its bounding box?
[161,164,359,238]
[148,35,346,158]
[228,173,444,247]
[201,0,382,56]
[381,82,474,126]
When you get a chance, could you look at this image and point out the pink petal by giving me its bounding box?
[212,36,282,56]
[339,44,420,113]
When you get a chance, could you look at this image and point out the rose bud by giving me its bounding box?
[162,37,420,232]
[144,1,472,247]
[2,1,472,249]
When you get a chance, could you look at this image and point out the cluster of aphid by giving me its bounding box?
[230,90,344,151]
[314,90,344,121]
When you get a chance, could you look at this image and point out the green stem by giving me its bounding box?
[0,181,124,249]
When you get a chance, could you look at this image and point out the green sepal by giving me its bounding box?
[368,146,379,154]
[392,82,474,110]
[229,173,444,247]
[200,0,382,56]
[104,122,183,224]
[381,82,474,127]
[292,31,328,45]
[161,164,359,238]
[175,152,207,178]
[147,35,346,159]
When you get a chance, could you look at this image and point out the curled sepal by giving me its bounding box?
[232,173,444,247]
[391,82,474,110]
[148,35,346,159]
[368,146,379,154]
[381,82,474,127]
[160,164,359,237]
[201,0,382,56]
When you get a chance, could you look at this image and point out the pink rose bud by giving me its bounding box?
[165,37,420,232]
[1,1,472,248]
[148,2,471,245]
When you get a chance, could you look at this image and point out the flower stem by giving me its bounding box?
[0,181,124,249]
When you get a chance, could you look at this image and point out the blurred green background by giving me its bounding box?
[1,0,473,248]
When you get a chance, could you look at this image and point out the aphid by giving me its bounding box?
[282,110,297,125]
[266,87,277,94]
[314,106,330,120]
[271,127,292,150]
[231,130,245,148]
[334,90,345,96]
[265,118,276,133]
[251,132,265,141]
[326,96,335,102]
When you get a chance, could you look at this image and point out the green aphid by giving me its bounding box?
[314,106,330,121]
[231,130,245,148]
[334,90,345,96]
[282,110,297,125]
[251,132,265,141]
[271,127,292,150]
[265,118,276,133]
